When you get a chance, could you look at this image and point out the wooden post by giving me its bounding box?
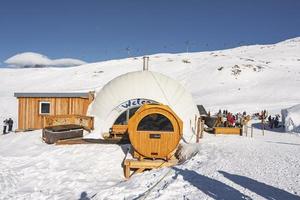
[124,164,130,179]
[241,125,244,136]
[194,115,197,134]
[262,118,265,136]
[196,117,201,143]
[200,120,204,139]
[251,126,253,138]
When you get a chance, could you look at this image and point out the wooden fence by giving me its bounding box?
[43,115,94,131]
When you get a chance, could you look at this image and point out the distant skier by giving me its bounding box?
[7,118,13,132]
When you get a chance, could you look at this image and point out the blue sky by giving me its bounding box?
[0,0,300,64]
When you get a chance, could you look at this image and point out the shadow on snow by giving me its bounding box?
[251,122,285,133]
[265,141,300,146]
[219,171,300,200]
[172,167,251,200]
[78,191,90,200]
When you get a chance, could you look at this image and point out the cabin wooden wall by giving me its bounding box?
[17,97,92,130]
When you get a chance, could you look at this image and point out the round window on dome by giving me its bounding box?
[137,113,174,132]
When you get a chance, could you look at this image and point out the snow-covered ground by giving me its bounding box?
[0,38,300,199]
[0,127,299,199]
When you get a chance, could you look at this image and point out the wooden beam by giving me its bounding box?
[124,158,178,178]
[214,127,242,135]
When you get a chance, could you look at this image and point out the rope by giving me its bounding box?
[137,168,173,200]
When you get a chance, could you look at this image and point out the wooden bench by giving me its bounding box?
[110,124,128,138]
[124,159,178,179]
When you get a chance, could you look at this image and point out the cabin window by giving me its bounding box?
[39,102,50,115]
[114,111,127,125]
[137,113,174,132]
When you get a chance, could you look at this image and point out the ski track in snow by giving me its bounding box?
[94,128,300,200]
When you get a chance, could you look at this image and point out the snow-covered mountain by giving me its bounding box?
[1,37,300,122]
[0,37,300,199]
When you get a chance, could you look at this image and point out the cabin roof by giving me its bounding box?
[14,92,91,98]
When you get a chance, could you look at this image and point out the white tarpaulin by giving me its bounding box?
[281,104,300,133]
[88,70,199,142]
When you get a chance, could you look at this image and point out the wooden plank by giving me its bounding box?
[111,125,128,134]
[214,127,242,135]
[125,159,178,168]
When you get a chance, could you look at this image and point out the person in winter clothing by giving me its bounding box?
[271,117,275,129]
[274,115,279,128]
[7,118,13,132]
[3,119,8,134]
[226,113,235,127]
[268,115,272,128]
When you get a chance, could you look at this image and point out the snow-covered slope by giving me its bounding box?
[1,37,300,124]
[0,38,300,199]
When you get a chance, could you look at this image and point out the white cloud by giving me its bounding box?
[4,52,87,68]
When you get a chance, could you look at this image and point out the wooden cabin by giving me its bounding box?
[14,92,94,131]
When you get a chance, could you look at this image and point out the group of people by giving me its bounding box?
[3,118,13,134]
[268,115,280,129]
[212,108,281,130]
[217,109,248,128]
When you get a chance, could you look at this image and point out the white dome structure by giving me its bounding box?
[88,70,199,142]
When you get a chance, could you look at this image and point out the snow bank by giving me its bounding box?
[282,104,300,133]
[5,52,86,68]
